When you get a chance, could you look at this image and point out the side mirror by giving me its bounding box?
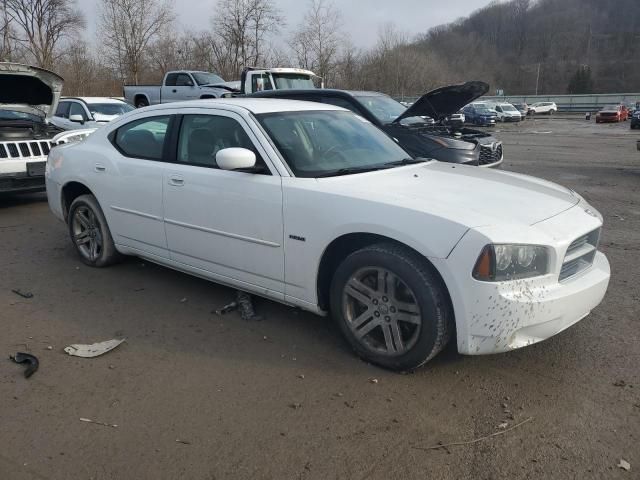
[69,114,85,124]
[216,148,256,171]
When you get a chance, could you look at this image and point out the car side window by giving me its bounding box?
[176,114,268,173]
[114,115,170,160]
[252,73,273,92]
[55,101,70,118]
[69,102,87,120]
[495,106,502,112]
[175,74,194,87]
[165,73,178,86]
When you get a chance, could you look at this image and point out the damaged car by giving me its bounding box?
[47,98,610,371]
[249,81,504,167]
[0,62,63,194]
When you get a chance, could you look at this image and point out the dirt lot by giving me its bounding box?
[1,117,639,480]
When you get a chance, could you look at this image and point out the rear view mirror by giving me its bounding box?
[69,114,85,124]
[216,148,256,171]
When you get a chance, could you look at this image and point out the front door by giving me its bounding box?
[161,73,197,103]
[162,110,285,296]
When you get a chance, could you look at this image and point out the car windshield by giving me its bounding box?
[257,110,412,178]
[192,72,224,85]
[476,108,494,114]
[0,108,43,122]
[272,74,315,89]
[353,94,428,125]
[502,105,518,112]
[88,102,134,116]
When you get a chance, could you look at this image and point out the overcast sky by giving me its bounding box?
[78,0,495,48]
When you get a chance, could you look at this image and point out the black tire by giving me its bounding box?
[68,194,122,267]
[330,243,453,371]
[549,109,555,115]
[135,97,149,108]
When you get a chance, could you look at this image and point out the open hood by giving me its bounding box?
[0,62,64,120]
[394,81,489,123]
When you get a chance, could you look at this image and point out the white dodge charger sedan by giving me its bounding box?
[46,99,610,370]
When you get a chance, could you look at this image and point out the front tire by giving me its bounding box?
[330,243,453,371]
[68,194,122,267]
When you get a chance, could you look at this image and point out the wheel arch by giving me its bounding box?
[134,94,149,107]
[200,94,216,99]
[61,181,95,221]
[316,232,454,319]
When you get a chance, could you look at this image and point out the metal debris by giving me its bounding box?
[11,289,33,299]
[64,339,125,358]
[215,291,262,321]
[80,417,118,428]
[9,352,39,378]
[175,439,191,445]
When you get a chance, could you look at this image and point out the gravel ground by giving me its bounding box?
[1,117,638,480]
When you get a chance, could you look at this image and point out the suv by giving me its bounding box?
[0,63,63,194]
[462,103,498,126]
[528,102,557,115]
[250,82,503,168]
[52,97,134,131]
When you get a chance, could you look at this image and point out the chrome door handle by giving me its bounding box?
[168,176,184,186]
[95,163,106,172]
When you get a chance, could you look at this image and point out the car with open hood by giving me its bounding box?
[0,62,63,194]
[46,98,609,371]
[248,81,504,167]
[51,97,134,131]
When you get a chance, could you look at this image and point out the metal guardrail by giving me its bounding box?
[394,93,640,113]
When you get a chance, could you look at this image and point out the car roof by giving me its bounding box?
[142,98,346,115]
[250,89,386,99]
[62,97,127,104]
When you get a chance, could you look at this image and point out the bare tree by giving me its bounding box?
[5,0,84,69]
[99,0,174,84]
[212,0,283,76]
[290,0,343,84]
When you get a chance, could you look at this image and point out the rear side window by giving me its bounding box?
[252,73,273,92]
[55,101,70,118]
[114,116,170,160]
[165,73,178,86]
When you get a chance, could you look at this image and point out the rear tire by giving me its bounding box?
[68,194,122,268]
[330,243,453,371]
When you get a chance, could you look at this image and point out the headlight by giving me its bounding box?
[473,244,550,281]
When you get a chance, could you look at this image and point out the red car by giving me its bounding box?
[596,104,629,123]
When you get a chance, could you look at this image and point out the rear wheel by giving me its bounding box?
[549,109,555,115]
[68,194,122,267]
[330,243,453,371]
[135,97,149,108]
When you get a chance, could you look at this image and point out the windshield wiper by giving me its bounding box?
[315,165,393,178]
[383,158,428,166]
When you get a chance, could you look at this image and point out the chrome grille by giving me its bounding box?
[0,140,53,159]
[559,229,600,281]
[479,143,503,165]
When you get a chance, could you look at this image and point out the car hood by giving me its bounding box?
[318,161,580,228]
[0,62,63,120]
[394,81,489,123]
[92,113,120,122]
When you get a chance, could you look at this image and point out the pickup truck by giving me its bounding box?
[124,67,318,108]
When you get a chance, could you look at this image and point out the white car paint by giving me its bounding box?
[46,98,610,357]
[529,102,558,114]
[492,103,522,122]
[51,97,134,131]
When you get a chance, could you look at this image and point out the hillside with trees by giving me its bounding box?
[0,0,638,97]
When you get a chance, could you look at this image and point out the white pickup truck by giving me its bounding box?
[123,67,319,108]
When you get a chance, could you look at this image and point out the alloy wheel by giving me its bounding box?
[342,267,422,356]
[72,205,103,262]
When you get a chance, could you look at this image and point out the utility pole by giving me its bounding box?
[535,62,541,95]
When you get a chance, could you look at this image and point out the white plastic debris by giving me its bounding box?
[618,459,631,471]
[64,339,125,358]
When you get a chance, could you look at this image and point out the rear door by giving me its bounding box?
[162,73,197,103]
[100,114,173,259]
[162,109,285,296]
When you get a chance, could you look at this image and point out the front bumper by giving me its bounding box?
[0,158,47,193]
[432,204,610,355]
